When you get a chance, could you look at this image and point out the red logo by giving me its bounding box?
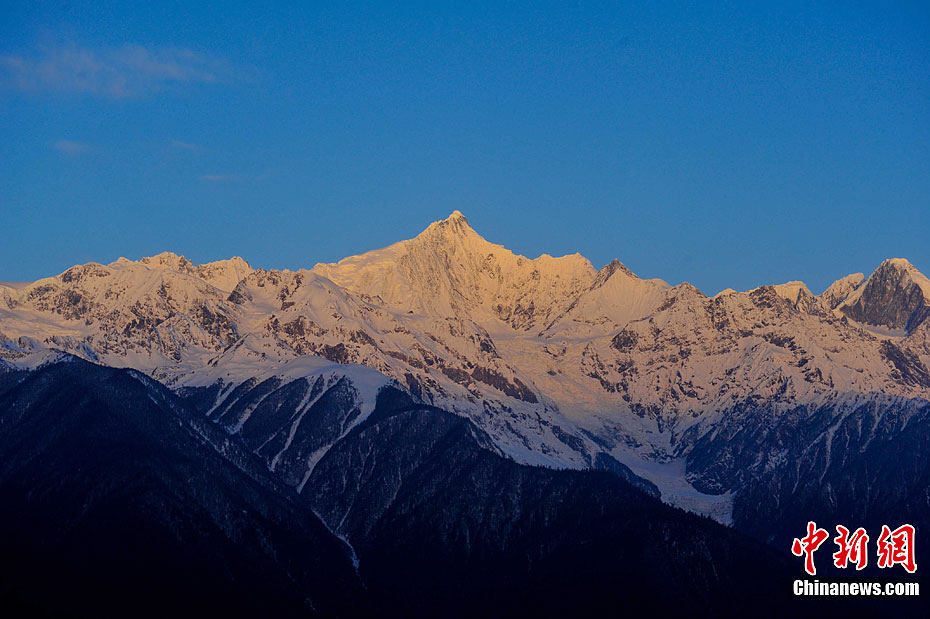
[792,521,829,576]
[833,525,869,570]
[877,524,917,574]
[792,522,917,575]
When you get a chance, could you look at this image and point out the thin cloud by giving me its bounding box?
[0,44,235,98]
[53,140,92,155]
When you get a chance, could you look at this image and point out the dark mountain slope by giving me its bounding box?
[0,367,26,397]
[303,388,805,618]
[0,362,899,618]
[0,360,367,618]
[683,396,930,570]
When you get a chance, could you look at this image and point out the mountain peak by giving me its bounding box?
[773,281,812,302]
[592,259,637,288]
[195,256,254,292]
[870,258,930,294]
[879,258,928,282]
[104,252,252,292]
[140,252,193,271]
[416,210,479,242]
[840,258,930,333]
[819,273,864,310]
[311,211,599,327]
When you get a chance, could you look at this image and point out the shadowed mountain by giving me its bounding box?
[299,388,812,618]
[0,360,904,617]
[0,359,366,618]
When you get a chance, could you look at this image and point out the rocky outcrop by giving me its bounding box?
[840,258,930,332]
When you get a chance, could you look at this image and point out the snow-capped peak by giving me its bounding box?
[139,251,194,272]
[592,259,637,287]
[103,252,253,292]
[839,258,930,332]
[882,258,930,296]
[819,273,864,310]
[312,212,596,328]
[772,281,812,304]
[195,256,253,292]
[414,209,480,242]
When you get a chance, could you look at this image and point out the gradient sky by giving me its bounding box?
[1,1,928,294]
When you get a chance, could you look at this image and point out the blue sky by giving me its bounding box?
[1,1,928,294]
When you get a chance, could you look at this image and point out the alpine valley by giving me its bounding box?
[1,212,927,617]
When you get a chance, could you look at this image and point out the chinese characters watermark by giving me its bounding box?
[791,521,916,576]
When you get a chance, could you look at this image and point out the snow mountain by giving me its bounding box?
[2,212,930,538]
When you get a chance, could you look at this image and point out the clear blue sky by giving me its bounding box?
[1,1,928,294]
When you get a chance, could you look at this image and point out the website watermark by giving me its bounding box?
[793,580,919,597]
[790,521,918,598]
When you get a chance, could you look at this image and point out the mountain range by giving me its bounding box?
[1,211,928,616]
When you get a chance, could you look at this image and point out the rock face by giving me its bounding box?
[819,272,864,310]
[839,258,930,333]
[1,212,930,562]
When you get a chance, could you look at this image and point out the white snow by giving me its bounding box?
[2,212,929,523]
[612,452,735,525]
[772,281,813,305]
